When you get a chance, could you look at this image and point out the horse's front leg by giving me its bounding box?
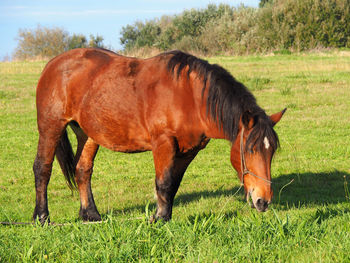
[151,135,199,222]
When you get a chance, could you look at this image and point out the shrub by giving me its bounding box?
[120,21,161,51]
[256,0,350,52]
[14,25,69,60]
[120,1,350,55]
[13,25,106,60]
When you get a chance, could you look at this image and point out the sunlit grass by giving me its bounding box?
[0,51,350,262]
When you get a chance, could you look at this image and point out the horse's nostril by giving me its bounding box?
[256,198,263,205]
[256,198,269,211]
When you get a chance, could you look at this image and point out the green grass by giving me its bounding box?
[1,51,350,262]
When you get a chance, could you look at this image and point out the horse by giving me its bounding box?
[33,48,286,224]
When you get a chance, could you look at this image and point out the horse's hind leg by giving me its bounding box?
[70,124,101,221]
[33,126,65,224]
[75,138,100,221]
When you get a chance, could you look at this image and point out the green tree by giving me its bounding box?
[120,21,161,51]
[68,34,87,49]
[119,4,234,52]
[259,0,273,8]
[256,0,350,51]
[88,34,105,48]
[120,25,139,50]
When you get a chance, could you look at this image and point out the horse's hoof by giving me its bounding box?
[149,215,157,224]
[80,209,101,222]
[33,214,50,225]
[149,214,170,223]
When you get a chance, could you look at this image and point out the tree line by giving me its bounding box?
[120,0,350,55]
[12,0,350,60]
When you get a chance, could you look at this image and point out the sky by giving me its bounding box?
[0,0,259,60]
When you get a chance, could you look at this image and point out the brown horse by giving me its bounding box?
[33,48,286,223]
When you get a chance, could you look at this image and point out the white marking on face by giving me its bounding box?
[264,137,270,149]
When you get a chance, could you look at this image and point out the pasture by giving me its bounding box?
[0,51,350,262]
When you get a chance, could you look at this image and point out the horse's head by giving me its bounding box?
[230,109,286,212]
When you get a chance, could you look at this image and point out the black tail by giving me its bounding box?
[55,130,76,189]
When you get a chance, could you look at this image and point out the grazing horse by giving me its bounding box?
[33,48,286,223]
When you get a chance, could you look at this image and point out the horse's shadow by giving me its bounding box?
[106,170,350,217]
[177,170,350,207]
[272,170,350,207]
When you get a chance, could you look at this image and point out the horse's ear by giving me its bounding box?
[242,111,255,129]
[270,108,287,126]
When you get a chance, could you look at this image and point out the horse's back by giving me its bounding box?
[36,49,169,151]
[36,48,204,153]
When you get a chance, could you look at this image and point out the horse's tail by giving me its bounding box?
[55,129,76,189]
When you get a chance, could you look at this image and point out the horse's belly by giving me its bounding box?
[102,137,152,153]
[78,111,152,153]
[86,127,152,153]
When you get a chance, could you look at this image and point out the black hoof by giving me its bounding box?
[149,215,157,224]
[79,209,101,222]
[149,214,170,224]
[33,213,50,225]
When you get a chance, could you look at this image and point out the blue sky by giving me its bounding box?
[0,0,259,60]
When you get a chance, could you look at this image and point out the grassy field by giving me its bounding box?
[0,51,350,262]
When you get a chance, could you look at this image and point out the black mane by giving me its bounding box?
[165,50,279,153]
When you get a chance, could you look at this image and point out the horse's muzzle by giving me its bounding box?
[246,191,270,212]
[254,198,269,212]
